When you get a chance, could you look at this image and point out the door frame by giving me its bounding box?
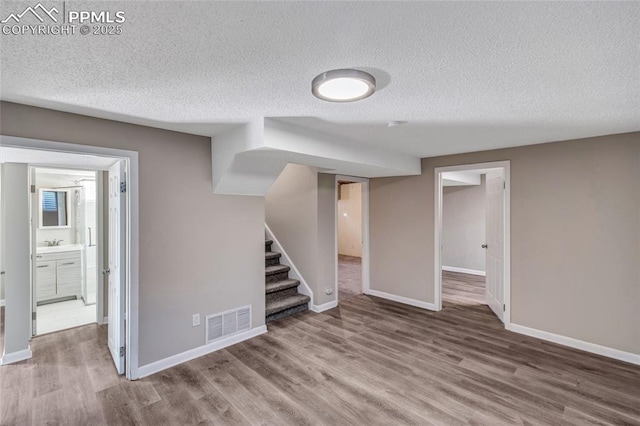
[334,175,370,301]
[96,171,105,325]
[434,160,511,329]
[0,135,139,379]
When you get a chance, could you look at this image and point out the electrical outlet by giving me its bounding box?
[192,313,200,327]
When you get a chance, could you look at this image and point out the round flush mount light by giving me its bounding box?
[312,69,376,102]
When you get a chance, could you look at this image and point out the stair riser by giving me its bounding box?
[265,242,273,252]
[266,287,300,303]
[266,271,290,283]
[266,303,308,323]
[265,257,281,267]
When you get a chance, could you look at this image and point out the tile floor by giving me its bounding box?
[37,299,97,335]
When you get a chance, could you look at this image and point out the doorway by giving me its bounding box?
[31,167,100,336]
[335,175,370,303]
[434,161,511,327]
[0,135,138,379]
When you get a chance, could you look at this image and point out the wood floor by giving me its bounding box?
[2,272,640,425]
[338,254,362,301]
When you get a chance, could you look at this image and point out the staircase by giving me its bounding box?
[265,239,310,322]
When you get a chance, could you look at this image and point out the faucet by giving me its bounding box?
[45,239,64,247]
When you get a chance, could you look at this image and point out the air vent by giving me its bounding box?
[205,305,252,344]
[237,307,250,330]
[206,315,223,342]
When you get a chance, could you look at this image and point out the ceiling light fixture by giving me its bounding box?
[312,69,376,102]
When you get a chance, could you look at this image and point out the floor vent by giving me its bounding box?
[205,305,251,344]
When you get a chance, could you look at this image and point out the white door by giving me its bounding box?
[485,170,505,322]
[108,161,126,374]
[30,167,38,336]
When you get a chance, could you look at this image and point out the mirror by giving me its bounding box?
[39,189,70,228]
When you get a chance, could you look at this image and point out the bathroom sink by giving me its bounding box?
[36,244,84,254]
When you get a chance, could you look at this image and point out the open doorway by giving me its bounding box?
[335,175,370,303]
[434,161,511,327]
[337,180,363,300]
[31,167,100,335]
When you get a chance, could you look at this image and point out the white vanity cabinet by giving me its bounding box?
[36,247,83,304]
[35,261,57,301]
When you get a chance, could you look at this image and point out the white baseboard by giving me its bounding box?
[311,300,338,313]
[0,299,5,307]
[1,347,32,365]
[366,289,437,311]
[135,325,267,379]
[510,323,640,366]
[442,266,486,276]
[102,316,108,325]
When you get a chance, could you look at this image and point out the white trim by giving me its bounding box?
[0,299,4,307]
[366,289,437,311]
[0,135,139,380]
[362,181,370,294]
[265,223,313,306]
[29,167,37,337]
[0,347,32,365]
[310,300,338,313]
[442,266,486,277]
[510,323,640,366]
[434,160,511,329]
[435,171,442,312]
[334,175,370,302]
[136,325,267,379]
[334,177,338,300]
[96,172,105,329]
[102,316,108,325]
[126,155,140,381]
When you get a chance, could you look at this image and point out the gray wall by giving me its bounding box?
[443,177,486,272]
[370,132,640,355]
[266,164,318,291]
[1,163,31,357]
[265,165,336,306]
[0,101,265,366]
[317,173,336,305]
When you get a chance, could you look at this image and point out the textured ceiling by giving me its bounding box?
[1,1,638,157]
